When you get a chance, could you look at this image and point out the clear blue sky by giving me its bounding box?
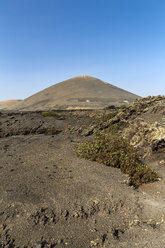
[1,0,165,101]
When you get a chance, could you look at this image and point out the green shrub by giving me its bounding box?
[42,111,60,119]
[76,132,158,188]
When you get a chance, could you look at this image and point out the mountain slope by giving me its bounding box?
[6,76,139,111]
[0,100,22,110]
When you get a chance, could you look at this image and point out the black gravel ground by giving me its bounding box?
[0,112,164,247]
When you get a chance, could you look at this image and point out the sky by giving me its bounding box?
[1,0,165,101]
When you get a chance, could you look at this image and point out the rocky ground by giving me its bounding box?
[0,101,165,247]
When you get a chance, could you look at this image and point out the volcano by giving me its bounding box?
[4,76,139,111]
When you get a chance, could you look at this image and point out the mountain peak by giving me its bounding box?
[72,75,96,79]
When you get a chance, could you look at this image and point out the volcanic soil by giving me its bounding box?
[0,108,165,247]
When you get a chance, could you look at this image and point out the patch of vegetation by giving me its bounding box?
[119,105,127,110]
[106,123,120,134]
[76,131,158,188]
[42,111,60,119]
[100,111,118,122]
[95,111,118,126]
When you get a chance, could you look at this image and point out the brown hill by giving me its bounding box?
[6,76,139,111]
[0,100,22,110]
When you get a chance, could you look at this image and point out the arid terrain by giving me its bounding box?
[0,101,22,110]
[0,96,165,247]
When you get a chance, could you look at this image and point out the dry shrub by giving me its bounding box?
[42,111,60,119]
[76,131,158,188]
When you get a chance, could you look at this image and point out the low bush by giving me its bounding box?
[76,131,158,188]
[42,111,60,119]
